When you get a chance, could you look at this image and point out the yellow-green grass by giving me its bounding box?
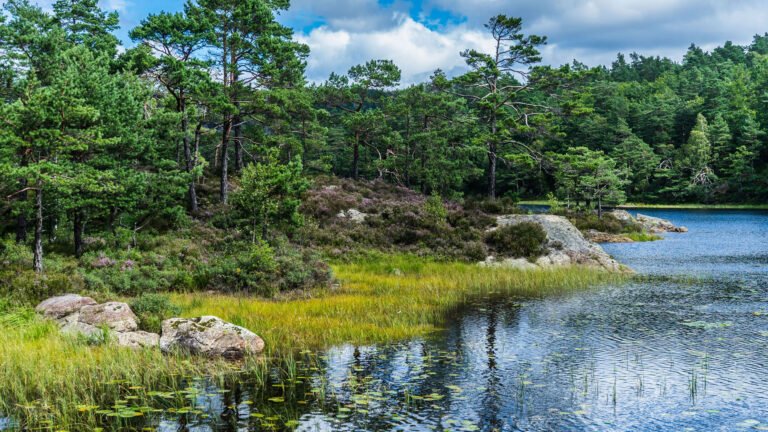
[173,257,623,350]
[625,231,663,242]
[0,257,623,428]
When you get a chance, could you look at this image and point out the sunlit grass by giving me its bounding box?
[625,231,663,242]
[0,255,623,429]
[174,257,622,350]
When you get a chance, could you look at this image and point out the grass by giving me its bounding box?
[625,232,664,242]
[0,256,623,429]
[173,257,622,349]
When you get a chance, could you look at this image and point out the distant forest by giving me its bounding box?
[2,0,768,269]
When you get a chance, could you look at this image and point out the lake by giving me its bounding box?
[8,209,768,431]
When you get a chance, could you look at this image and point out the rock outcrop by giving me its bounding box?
[584,229,635,243]
[337,209,368,223]
[482,214,625,272]
[636,213,688,233]
[160,316,265,359]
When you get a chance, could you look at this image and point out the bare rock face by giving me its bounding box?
[78,302,138,333]
[485,214,625,272]
[636,214,688,233]
[160,316,265,359]
[117,331,161,349]
[35,294,97,319]
[585,229,635,244]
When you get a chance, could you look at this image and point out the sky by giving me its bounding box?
[21,0,768,84]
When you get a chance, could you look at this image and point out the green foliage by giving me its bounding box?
[553,147,627,215]
[231,156,309,241]
[424,193,448,225]
[484,222,547,259]
[130,293,182,333]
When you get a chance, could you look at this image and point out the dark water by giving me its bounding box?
[8,210,768,431]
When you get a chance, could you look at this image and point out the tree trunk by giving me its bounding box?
[488,140,497,200]
[33,182,43,274]
[73,210,84,258]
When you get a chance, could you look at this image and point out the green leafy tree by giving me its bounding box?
[320,60,401,179]
[231,155,308,242]
[451,15,547,199]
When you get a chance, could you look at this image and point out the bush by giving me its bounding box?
[130,293,181,333]
[485,222,547,259]
[424,193,448,224]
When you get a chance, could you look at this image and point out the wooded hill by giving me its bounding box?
[1,0,767,280]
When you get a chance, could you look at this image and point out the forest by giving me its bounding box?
[1,0,767,285]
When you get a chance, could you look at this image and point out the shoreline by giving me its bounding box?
[519,200,768,210]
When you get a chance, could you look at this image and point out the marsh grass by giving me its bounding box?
[0,256,623,429]
[625,232,663,242]
[174,257,623,350]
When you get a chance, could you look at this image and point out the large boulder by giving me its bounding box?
[488,214,625,272]
[116,331,160,349]
[636,214,688,233]
[78,302,138,333]
[35,294,97,319]
[160,316,265,359]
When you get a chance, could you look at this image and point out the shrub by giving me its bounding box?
[424,193,448,225]
[485,222,547,259]
[130,293,181,333]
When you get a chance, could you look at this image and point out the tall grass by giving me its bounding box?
[174,257,622,350]
[0,256,623,429]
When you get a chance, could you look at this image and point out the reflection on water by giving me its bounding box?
[6,210,768,431]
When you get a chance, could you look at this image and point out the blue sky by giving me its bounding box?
[23,0,768,84]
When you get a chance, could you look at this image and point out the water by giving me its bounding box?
[8,209,768,431]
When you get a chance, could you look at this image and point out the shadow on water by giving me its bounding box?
[5,209,768,431]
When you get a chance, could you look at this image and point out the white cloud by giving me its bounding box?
[298,15,492,85]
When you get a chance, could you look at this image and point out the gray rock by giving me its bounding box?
[60,319,102,337]
[160,316,265,359]
[608,210,635,225]
[78,302,138,333]
[492,214,625,272]
[337,209,368,223]
[481,256,538,270]
[35,294,97,319]
[637,214,688,233]
[117,331,160,349]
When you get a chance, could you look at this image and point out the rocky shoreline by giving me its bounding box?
[584,210,688,244]
[480,210,688,272]
[481,214,628,272]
